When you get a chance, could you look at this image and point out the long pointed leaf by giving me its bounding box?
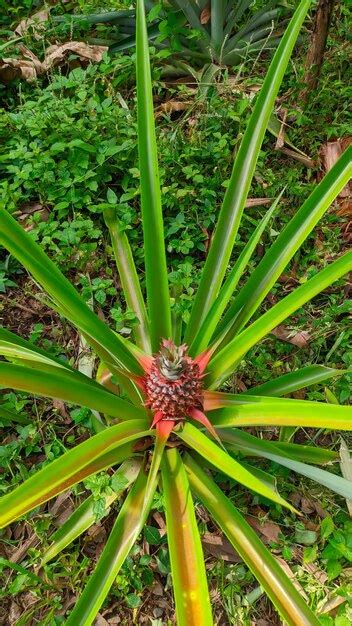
[202,426,336,465]
[0,209,140,377]
[190,193,282,355]
[177,423,295,511]
[245,364,348,397]
[41,458,142,566]
[221,430,352,501]
[216,147,352,342]
[104,208,151,353]
[0,362,146,421]
[161,449,213,625]
[66,463,157,626]
[210,400,352,430]
[208,251,352,387]
[136,0,171,349]
[0,419,150,528]
[184,0,311,343]
[184,455,320,626]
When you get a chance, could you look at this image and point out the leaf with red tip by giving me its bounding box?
[188,408,222,445]
[194,348,213,375]
[151,411,164,429]
[156,419,175,441]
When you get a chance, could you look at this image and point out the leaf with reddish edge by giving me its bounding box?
[161,449,213,626]
[40,458,142,567]
[188,407,222,445]
[177,423,297,512]
[0,362,146,421]
[184,454,321,626]
[0,420,150,528]
[66,463,158,626]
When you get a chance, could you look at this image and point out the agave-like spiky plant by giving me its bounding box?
[0,1,351,624]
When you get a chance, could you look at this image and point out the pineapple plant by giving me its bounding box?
[0,0,351,624]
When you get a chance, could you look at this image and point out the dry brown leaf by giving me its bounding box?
[245,198,272,208]
[15,9,50,39]
[200,5,211,24]
[155,100,192,117]
[246,515,281,544]
[202,532,241,562]
[319,139,352,212]
[272,325,310,348]
[319,594,347,615]
[0,57,37,83]
[0,42,107,83]
[42,41,108,71]
[279,146,315,168]
[275,556,309,600]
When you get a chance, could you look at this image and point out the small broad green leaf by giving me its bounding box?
[295,529,317,546]
[144,525,161,545]
[320,517,335,540]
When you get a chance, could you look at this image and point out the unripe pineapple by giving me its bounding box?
[144,340,203,419]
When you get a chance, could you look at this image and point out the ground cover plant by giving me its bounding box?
[0,0,352,624]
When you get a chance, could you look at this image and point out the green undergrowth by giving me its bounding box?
[0,2,351,624]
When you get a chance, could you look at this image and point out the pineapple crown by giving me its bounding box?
[156,339,190,381]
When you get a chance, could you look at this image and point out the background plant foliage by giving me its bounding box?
[0,0,351,625]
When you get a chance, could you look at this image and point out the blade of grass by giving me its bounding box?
[184,0,311,344]
[208,251,352,387]
[184,455,321,626]
[136,0,171,349]
[161,449,213,625]
[0,420,150,528]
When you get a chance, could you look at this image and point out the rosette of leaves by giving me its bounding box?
[53,0,290,68]
[0,1,351,624]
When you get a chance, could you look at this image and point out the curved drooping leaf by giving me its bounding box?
[220,429,351,500]
[184,455,321,626]
[0,420,150,527]
[136,0,171,349]
[0,208,141,378]
[0,362,147,421]
[0,327,75,372]
[210,399,352,431]
[215,146,352,343]
[184,0,311,343]
[161,448,213,625]
[208,250,352,387]
[66,463,157,626]
[40,458,142,566]
[177,422,296,511]
[245,364,348,397]
[208,426,336,465]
